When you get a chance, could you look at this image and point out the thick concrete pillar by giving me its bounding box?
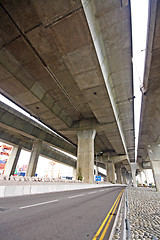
[77,129,96,183]
[147,144,160,191]
[121,168,127,184]
[130,163,137,187]
[105,163,109,182]
[4,146,21,177]
[144,169,155,186]
[137,171,145,185]
[26,140,42,177]
[115,163,122,184]
[126,173,132,185]
[72,167,76,180]
[106,161,116,184]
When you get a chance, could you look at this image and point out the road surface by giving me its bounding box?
[0,186,125,240]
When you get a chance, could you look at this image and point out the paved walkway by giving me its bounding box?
[127,187,160,240]
[112,187,160,240]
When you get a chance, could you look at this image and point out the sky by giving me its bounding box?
[131,0,149,160]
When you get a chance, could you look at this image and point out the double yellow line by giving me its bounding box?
[92,189,124,240]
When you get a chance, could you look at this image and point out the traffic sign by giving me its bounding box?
[95,176,101,181]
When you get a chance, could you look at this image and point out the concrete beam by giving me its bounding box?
[94,161,106,170]
[60,118,116,132]
[107,155,127,163]
[81,0,132,162]
[0,101,76,155]
[40,144,76,168]
[0,128,76,168]
[100,155,127,165]
[142,161,152,169]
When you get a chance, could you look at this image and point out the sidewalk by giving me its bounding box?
[111,187,160,240]
[127,187,160,240]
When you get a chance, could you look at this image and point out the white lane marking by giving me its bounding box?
[68,194,84,199]
[99,189,105,192]
[88,191,97,194]
[19,199,59,209]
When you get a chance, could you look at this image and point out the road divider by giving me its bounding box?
[0,183,125,198]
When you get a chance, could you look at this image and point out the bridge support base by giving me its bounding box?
[106,161,116,184]
[4,146,21,177]
[26,140,42,177]
[115,163,122,184]
[147,144,160,192]
[130,163,137,187]
[77,129,96,183]
[122,168,128,184]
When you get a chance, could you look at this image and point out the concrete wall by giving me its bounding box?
[0,182,122,198]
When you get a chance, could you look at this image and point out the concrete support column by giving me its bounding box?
[125,173,132,185]
[72,168,76,180]
[121,168,127,184]
[106,161,116,184]
[144,169,154,186]
[105,163,109,182]
[147,144,160,191]
[115,163,122,184]
[77,129,96,183]
[26,139,42,177]
[95,164,98,176]
[130,163,137,187]
[4,146,21,177]
[138,171,144,184]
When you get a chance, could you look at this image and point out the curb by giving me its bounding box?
[109,188,126,240]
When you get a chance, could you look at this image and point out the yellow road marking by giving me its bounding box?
[92,189,124,240]
[99,189,124,239]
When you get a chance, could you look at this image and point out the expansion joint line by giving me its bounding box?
[92,189,124,240]
[0,3,80,114]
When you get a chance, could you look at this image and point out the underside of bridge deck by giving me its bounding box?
[0,0,135,182]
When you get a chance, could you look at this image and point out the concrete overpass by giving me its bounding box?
[0,100,131,184]
[0,0,135,183]
[137,0,160,191]
[1,100,130,183]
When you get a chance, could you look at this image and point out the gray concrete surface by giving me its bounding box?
[0,0,135,171]
[0,186,125,240]
[0,180,124,198]
[111,187,160,239]
[137,0,160,192]
[127,187,160,240]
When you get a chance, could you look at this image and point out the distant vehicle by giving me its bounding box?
[62,176,73,180]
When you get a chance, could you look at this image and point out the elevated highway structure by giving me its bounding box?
[0,0,135,183]
[137,0,160,191]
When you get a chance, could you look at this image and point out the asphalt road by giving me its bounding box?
[0,186,125,240]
